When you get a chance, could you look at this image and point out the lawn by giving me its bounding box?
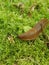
[0,0,49,65]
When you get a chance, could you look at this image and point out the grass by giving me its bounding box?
[0,0,49,65]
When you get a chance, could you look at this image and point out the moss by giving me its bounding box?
[0,0,49,65]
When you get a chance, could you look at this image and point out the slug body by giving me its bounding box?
[18,18,49,40]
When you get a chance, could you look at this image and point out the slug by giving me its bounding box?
[18,18,49,40]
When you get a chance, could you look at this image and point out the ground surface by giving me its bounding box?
[0,0,49,65]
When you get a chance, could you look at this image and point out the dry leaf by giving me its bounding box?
[7,34,15,43]
[12,2,24,14]
[13,2,24,9]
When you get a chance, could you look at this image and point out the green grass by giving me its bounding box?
[0,0,49,65]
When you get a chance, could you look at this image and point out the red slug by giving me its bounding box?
[18,18,49,40]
